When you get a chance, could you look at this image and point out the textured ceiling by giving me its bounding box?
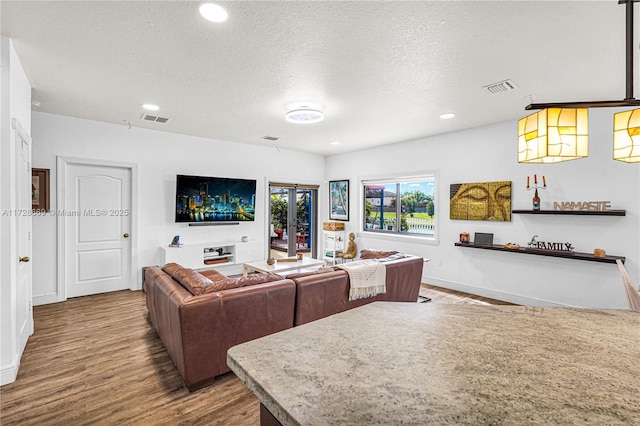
[1,1,635,156]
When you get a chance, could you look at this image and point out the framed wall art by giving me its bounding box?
[32,168,50,211]
[329,180,349,221]
[449,180,511,222]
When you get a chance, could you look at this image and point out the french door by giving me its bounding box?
[269,183,318,259]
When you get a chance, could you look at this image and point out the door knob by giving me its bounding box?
[123,233,129,238]
[19,256,30,263]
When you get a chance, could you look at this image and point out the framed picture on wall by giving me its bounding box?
[32,168,50,212]
[329,180,349,221]
[449,181,512,222]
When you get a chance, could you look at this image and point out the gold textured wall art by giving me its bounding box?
[450,181,512,221]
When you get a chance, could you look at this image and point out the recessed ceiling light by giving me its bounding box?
[142,104,160,111]
[199,3,228,23]
[440,112,456,119]
[330,141,340,145]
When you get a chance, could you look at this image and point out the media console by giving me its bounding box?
[160,240,263,272]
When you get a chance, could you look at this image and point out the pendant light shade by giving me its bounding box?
[613,108,640,163]
[518,108,589,163]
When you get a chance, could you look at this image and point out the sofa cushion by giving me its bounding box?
[284,267,338,280]
[172,267,215,295]
[199,269,228,282]
[199,272,284,294]
[359,249,399,259]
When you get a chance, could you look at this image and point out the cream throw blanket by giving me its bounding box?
[336,259,387,301]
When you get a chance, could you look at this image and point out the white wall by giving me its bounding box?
[1,37,32,385]
[25,94,640,310]
[326,108,640,308]
[30,112,326,303]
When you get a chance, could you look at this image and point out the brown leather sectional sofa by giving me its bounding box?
[290,254,424,325]
[144,253,423,390]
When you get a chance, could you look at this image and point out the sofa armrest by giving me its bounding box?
[380,256,424,302]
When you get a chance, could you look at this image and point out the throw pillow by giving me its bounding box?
[377,253,409,262]
[173,268,214,296]
[200,273,284,294]
[359,249,399,259]
[162,262,183,277]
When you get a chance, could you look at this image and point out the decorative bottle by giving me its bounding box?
[532,189,541,210]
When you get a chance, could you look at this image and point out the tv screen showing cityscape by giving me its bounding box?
[175,175,256,222]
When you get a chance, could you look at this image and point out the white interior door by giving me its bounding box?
[16,122,33,349]
[63,163,132,298]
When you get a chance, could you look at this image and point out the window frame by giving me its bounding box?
[359,173,438,245]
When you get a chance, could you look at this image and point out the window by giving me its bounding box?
[363,175,436,238]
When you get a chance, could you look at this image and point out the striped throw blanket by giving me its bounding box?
[336,259,386,301]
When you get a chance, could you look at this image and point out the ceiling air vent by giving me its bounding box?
[140,113,170,123]
[484,79,518,94]
[262,135,279,141]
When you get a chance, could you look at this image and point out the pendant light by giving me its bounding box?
[518,108,589,163]
[613,108,640,162]
[519,0,640,164]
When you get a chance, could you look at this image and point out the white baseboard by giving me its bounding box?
[1,362,18,386]
[33,293,62,306]
[423,276,570,307]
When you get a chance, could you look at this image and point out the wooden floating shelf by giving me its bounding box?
[454,242,625,264]
[512,209,626,216]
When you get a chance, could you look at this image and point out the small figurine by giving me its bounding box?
[169,235,182,247]
[337,232,357,260]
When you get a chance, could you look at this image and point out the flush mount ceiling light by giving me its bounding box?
[439,112,455,119]
[285,103,324,124]
[519,0,640,163]
[199,3,228,23]
[142,103,160,111]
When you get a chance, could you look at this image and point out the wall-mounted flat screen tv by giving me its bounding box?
[175,174,256,223]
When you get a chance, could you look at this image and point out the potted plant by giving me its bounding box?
[270,195,287,238]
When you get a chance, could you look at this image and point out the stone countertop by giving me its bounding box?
[227,302,640,425]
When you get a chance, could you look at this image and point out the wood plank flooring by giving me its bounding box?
[0,291,259,425]
[1,286,514,425]
[420,283,517,305]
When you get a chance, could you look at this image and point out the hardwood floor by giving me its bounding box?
[0,291,260,425]
[420,283,517,305]
[1,286,513,425]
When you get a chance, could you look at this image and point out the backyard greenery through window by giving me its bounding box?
[363,175,436,238]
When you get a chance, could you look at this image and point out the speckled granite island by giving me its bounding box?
[227,302,639,425]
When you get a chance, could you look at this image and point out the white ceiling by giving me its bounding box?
[1,1,636,156]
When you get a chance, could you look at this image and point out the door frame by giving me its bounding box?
[266,179,320,259]
[56,156,139,301]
